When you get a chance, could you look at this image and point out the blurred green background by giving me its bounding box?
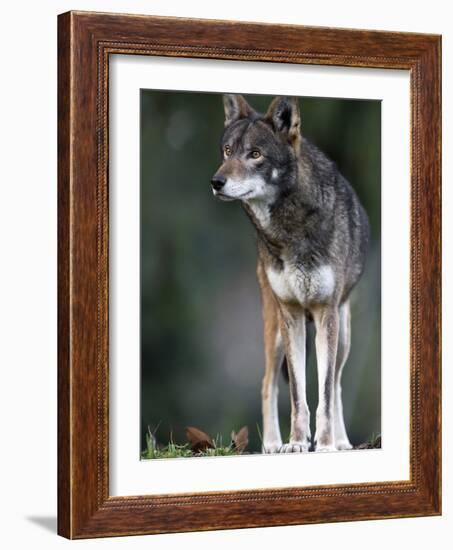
[140,90,381,455]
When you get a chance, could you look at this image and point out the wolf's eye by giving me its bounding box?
[251,150,261,159]
[224,145,231,156]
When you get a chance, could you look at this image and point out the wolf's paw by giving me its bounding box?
[336,439,353,451]
[280,441,310,453]
[262,441,282,454]
[314,443,337,453]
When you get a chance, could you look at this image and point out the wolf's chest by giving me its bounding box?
[266,262,335,305]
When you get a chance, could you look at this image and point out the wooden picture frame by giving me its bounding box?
[58,10,441,539]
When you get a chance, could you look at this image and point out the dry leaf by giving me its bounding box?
[231,426,249,453]
[185,426,214,453]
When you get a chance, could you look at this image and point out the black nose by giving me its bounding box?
[211,175,226,191]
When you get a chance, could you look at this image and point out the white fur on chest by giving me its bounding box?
[266,263,335,305]
[245,199,272,229]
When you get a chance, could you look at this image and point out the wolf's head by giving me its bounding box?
[211,95,301,204]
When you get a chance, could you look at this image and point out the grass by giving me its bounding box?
[141,424,382,459]
[141,431,240,460]
[355,432,382,450]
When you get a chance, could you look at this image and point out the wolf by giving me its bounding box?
[211,94,370,453]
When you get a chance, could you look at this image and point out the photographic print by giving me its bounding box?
[140,90,381,459]
[58,12,441,537]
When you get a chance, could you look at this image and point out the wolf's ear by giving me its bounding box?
[223,94,253,127]
[266,96,301,144]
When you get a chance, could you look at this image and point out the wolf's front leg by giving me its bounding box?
[313,305,340,451]
[261,328,283,454]
[258,262,283,453]
[279,308,311,453]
